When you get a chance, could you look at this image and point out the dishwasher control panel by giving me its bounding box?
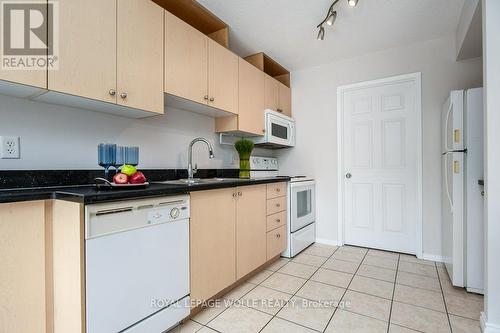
[85,195,190,239]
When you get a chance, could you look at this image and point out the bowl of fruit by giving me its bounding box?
[95,165,149,190]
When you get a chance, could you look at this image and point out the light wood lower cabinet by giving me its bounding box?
[190,188,237,303]
[0,200,84,333]
[236,185,267,279]
[267,225,287,260]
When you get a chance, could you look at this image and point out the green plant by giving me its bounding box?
[234,139,254,179]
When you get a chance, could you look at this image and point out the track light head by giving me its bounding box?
[317,26,325,40]
[348,0,358,7]
[326,11,337,26]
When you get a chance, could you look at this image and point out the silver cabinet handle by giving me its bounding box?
[232,192,237,198]
[262,129,266,133]
[276,203,280,208]
[276,218,281,223]
[277,108,283,113]
[109,89,116,96]
[209,97,215,102]
[204,95,209,100]
[276,188,280,192]
[120,92,127,99]
[276,233,281,239]
[345,173,352,179]
[238,191,242,197]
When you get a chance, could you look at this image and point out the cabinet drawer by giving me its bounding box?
[267,196,286,215]
[266,182,287,199]
[267,211,287,232]
[267,226,286,260]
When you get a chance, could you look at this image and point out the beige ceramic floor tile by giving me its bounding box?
[222,282,256,302]
[292,253,328,267]
[276,296,336,331]
[261,317,317,333]
[168,320,203,333]
[367,249,400,260]
[303,243,338,258]
[207,305,272,333]
[332,250,365,263]
[296,280,345,305]
[240,285,292,315]
[440,279,484,302]
[325,309,388,333]
[390,301,451,333]
[393,284,446,312]
[278,262,318,279]
[396,271,441,292]
[449,314,482,333]
[348,275,394,299]
[196,328,218,333]
[363,255,398,270]
[247,269,274,284]
[261,272,307,294]
[341,246,368,255]
[357,264,396,283]
[322,258,360,274]
[445,294,483,320]
[266,258,290,271]
[398,261,438,278]
[342,290,391,321]
[192,304,230,325]
[399,254,436,266]
[310,268,353,288]
[388,324,421,332]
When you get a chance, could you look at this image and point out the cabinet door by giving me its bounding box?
[0,69,46,90]
[238,58,265,135]
[0,201,49,333]
[117,0,164,114]
[49,0,116,103]
[264,74,279,112]
[208,39,238,114]
[236,185,267,279]
[267,225,287,260]
[278,82,292,117]
[190,188,236,302]
[165,11,208,105]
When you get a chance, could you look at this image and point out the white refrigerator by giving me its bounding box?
[441,88,484,294]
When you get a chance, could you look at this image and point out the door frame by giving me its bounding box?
[336,72,423,258]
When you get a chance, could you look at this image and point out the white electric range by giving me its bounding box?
[250,157,316,258]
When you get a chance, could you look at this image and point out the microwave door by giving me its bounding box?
[268,114,294,146]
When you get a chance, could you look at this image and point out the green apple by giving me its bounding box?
[121,164,137,176]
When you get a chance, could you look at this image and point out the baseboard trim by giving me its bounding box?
[315,238,342,247]
[422,253,444,262]
[481,312,500,333]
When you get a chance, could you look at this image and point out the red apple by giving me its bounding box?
[113,173,129,184]
[129,171,146,184]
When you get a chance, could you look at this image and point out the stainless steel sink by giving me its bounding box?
[154,178,242,185]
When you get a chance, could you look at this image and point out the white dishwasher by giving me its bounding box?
[85,195,190,333]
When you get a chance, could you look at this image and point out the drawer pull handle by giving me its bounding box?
[276,219,281,223]
[276,233,281,238]
[276,203,280,208]
[276,188,280,192]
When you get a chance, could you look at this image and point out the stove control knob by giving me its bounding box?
[170,207,180,219]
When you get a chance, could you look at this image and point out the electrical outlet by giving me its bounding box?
[1,136,20,159]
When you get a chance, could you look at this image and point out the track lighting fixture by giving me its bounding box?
[317,26,325,40]
[316,0,359,40]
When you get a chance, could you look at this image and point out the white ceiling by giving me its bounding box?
[197,0,466,71]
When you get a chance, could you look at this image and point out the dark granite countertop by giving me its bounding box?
[0,171,290,204]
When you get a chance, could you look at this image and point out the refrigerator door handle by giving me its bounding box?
[444,153,454,212]
[444,102,453,151]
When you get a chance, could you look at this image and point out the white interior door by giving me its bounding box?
[341,75,421,254]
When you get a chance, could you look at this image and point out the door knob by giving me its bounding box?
[345,173,352,179]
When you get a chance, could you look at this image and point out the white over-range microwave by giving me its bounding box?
[251,110,295,148]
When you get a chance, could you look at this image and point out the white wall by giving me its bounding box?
[277,36,483,257]
[482,0,500,331]
[0,94,272,170]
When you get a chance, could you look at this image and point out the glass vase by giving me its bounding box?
[239,158,251,179]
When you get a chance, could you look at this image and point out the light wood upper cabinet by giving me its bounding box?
[208,39,238,114]
[117,0,164,114]
[49,0,117,104]
[0,69,46,90]
[264,74,280,112]
[0,201,50,333]
[165,11,208,105]
[190,188,236,302]
[238,58,265,135]
[278,82,292,117]
[236,185,267,279]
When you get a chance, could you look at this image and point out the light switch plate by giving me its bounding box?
[1,136,20,159]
